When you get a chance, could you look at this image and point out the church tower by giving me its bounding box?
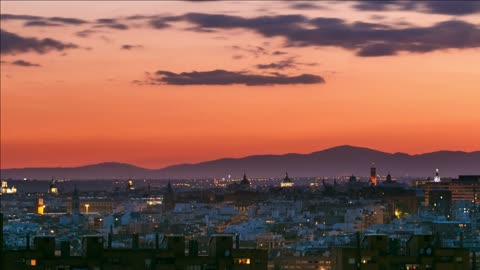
[48,177,58,195]
[370,164,377,186]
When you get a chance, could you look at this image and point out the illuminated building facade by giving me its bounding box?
[280,172,294,188]
[423,175,480,206]
[433,168,441,182]
[48,178,58,195]
[370,165,377,186]
[67,198,115,214]
[1,181,17,194]
[127,179,135,191]
[36,198,45,215]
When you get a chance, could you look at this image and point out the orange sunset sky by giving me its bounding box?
[1,1,480,169]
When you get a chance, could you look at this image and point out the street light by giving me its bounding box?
[85,203,90,214]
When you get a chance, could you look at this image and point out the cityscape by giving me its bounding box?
[1,1,480,270]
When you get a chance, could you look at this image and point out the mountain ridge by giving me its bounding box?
[1,145,479,180]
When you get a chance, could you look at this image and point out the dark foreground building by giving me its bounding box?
[331,234,471,270]
[2,234,267,270]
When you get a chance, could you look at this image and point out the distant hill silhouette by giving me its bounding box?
[1,145,479,180]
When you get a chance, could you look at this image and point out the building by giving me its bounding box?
[163,181,175,212]
[71,185,80,215]
[280,172,294,188]
[256,233,285,250]
[423,175,480,206]
[241,172,251,187]
[48,178,59,195]
[384,173,394,184]
[2,234,268,270]
[331,234,470,270]
[428,189,452,218]
[434,169,441,183]
[370,165,377,186]
[36,198,45,215]
[1,180,17,194]
[127,179,135,191]
[67,197,115,214]
[268,256,331,270]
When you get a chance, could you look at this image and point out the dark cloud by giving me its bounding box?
[256,58,318,70]
[230,45,269,58]
[150,19,171,29]
[422,2,480,15]
[185,26,217,33]
[144,69,324,86]
[0,14,43,21]
[105,23,129,30]
[1,14,88,26]
[353,1,480,15]
[272,50,288,56]
[75,29,99,38]
[148,16,182,29]
[353,2,401,12]
[356,43,397,57]
[121,44,143,50]
[256,59,296,70]
[290,2,325,10]
[49,17,87,25]
[95,23,129,30]
[94,18,129,30]
[1,29,78,55]
[182,13,480,56]
[24,21,62,27]
[182,13,307,33]
[11,59,41,67]
[126,15,155,20]
[96,18,117,24]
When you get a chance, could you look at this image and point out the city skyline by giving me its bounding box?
[2,1,480,169]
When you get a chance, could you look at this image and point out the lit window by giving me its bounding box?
[235,258,251,264]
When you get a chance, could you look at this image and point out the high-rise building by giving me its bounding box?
[370,164,377,186]
[71,185,80,215]
[163,181,175,212]
[423,175,480,206]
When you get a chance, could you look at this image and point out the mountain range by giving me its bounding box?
[1,145,479,180]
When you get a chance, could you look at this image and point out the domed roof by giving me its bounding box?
[240,172,250,185]
[282,172,293,183]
